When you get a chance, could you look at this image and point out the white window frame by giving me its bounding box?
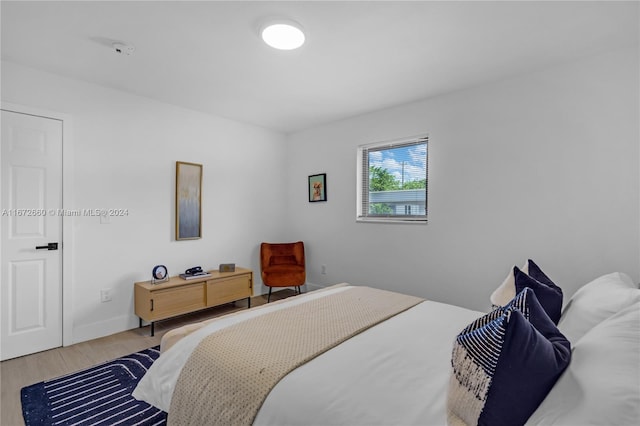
[356,134,428,224]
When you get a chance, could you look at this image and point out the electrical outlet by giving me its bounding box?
[100,288,112,302]
[321,264,327,275]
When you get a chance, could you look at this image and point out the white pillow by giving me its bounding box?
[527,300,640,425]
[558,272,639,343]
[490,261,529,307]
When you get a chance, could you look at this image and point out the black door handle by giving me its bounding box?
[35,242,59,250]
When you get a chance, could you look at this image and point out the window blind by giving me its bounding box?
[358,135,428,223]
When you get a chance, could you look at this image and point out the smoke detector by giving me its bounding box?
[112,42,135,56]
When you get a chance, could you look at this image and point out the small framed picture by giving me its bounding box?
[308,173,327,202]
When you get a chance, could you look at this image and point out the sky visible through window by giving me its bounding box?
[369,143,427,187]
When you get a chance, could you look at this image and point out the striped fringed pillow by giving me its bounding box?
[447,288,571,426]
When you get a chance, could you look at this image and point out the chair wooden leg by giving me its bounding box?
[268,287,272,303]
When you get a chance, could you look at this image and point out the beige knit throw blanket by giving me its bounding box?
[168,286,423,425]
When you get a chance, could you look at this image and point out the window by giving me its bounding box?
[357,135,428,223]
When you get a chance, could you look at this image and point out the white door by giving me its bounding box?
[1,109,63,360]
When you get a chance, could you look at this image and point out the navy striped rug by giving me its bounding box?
[21,346,167,426]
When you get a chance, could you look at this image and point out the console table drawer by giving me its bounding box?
[207,274,251,306]
[152,284,206,320]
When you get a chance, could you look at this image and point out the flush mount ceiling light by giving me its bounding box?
[261,20,305,50]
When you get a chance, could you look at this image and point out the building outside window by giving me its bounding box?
[357,135,428,223]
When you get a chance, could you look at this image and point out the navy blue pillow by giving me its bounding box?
[514,264,563,324]
[447,288,571,426]
[526,259,558,288]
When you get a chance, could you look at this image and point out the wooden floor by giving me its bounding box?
[0,289,297,426]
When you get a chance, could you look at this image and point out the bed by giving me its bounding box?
[133,267,640,425]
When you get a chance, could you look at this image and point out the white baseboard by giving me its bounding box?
[71,314,139,345]
[72,284,332,344]
[255,282,327,296]
[305,282,326,292]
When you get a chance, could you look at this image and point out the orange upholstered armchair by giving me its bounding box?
[260,241,306,302]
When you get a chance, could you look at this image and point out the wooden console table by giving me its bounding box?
[134,267,253,336]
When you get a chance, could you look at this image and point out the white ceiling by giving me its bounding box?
[1,1,638,134]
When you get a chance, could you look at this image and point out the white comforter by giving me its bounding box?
[134,281,640,425]
[133,285,483,425]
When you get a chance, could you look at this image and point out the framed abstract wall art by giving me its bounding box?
[176,161,202,240]
[308,173,327,202]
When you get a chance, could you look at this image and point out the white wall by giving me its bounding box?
[286,48,640,311]
[1,61,289,343]
[2,47,638,344]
